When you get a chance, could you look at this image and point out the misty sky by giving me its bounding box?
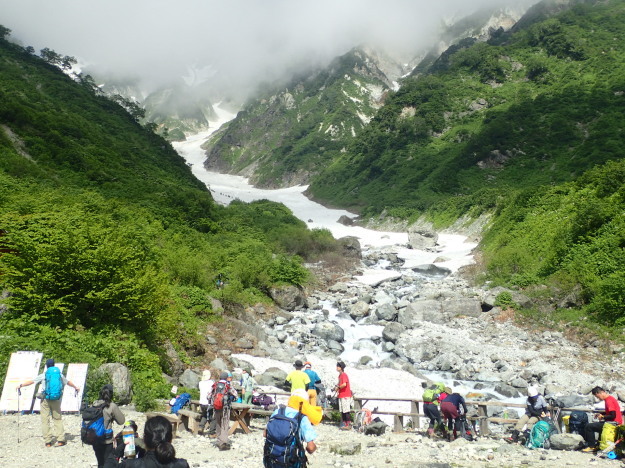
[0,0,537,98]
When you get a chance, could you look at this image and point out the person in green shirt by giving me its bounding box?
[285,360,310,392]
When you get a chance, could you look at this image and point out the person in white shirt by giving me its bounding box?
[197,370,214,435]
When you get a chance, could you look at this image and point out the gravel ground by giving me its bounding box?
[0,408,619,468]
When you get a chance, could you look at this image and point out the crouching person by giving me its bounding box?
[507,386,547,443]
[264,389,319,468]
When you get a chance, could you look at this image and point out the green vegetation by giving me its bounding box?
[0,33,340,408]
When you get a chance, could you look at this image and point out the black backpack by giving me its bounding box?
[263,405,307,468]
[569,410,589,434]
[80,403,113,445]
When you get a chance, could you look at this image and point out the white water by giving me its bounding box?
[172,111,518,426]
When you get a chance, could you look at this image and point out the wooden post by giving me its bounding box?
[353,398,362,411]
[394,414,404,433]
[411,400,420,430]
[477,404,490,436]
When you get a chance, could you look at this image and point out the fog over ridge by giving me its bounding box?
[0,0,538,99]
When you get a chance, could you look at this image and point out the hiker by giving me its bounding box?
[334,361,353,430]
[506,385,548,443]
[241,368,255,405]
[581,386,623,452]
[198,370,214,435]
[115,415,189,467]
[263,389,318,468]
[285,360,311,393]
[422,382,446,437]
[303,361,321,406]
[103,420,146,467]
[87,384,126,467]
[441,388,468,441]
[18,358,80,447]
[208,371,238,450]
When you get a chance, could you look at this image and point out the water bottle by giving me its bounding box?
[122,421,136,459]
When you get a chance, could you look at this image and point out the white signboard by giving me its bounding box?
[32,363,65,412]
[0,351,43,412]
[61,363,88,412]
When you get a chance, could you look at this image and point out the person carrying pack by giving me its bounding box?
[208,371,238,450]
[422,382,446,438]
[506,386,548,444]
[582,386,624,453]
[18,358,80,447]
[83,384,125,468]
[264,390,318,468]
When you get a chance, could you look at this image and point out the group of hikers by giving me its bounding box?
[17,357,625,467]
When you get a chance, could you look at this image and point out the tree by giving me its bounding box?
[0,25,11,40]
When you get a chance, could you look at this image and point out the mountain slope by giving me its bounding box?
[201,47,397,188]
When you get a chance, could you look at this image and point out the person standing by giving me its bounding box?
[91,384,125,467]
[18,358,80,447]
[241,368,255,405]
[582,386,623,452]
[198,370,214,435]
[285,360,310,393]
[303,362,321,407]
[208,371,238,450]
[335,361,352,430]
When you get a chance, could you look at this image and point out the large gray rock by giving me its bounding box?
[364,421,388,436]
[337,236,362,259]
[97,363,132,404]
[375,303,398,321]
[330,442,362,455]
[494,383,520,398]
[209,357,229,372]
[399,300,444,327]
[407,225,438,250]
[312,321,345,342]
[256,367,287,387]
[163,341,184,377]
[178,369,200,389]
[349,301,370,320]
[269,285,306,311]
[382,322,406,343]
[412,264,451,277]
[441,298,482,317]
[550,433,584,450]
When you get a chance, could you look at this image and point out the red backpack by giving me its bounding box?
[211,381,230,410]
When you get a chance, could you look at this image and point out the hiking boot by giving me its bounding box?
[45,443,53,448]
[427,428,434,438]
[340,423,351,430]
[218,443,231,451]
[581,446,598,453]
[55,441,66,447]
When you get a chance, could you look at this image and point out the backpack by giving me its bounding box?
[264,405,307,468]
[211,381,230,410]
[81,403,113,445]
[170,392,191,415]
[44,366,63,400]
[422,382,445,403]
[354,408,373,432]
[252,393,274,409]
[568,410,588,434]
[526,420,553,449]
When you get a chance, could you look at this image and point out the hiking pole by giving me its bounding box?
[16,386,21,444]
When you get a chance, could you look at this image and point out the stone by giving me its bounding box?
[255,367,287,387]
[338,215,354,226]
[178,369,200,389]
[359,355,373,365]
[375,303,398,321]
[407,225,438,249]
[364,421,388,436]
[337,236,362,259]
[312,321,345,342]
[412,264,451,278]
[399,300,444,327]
[209,357,229,372]
[269,285,306,311]
[330,442,362,456]
[494,383,521,398]
[349,301,370,320]
[163,341,185,377]
[235,338,254,349]
[441,298,482,317]
[550,433,584,451]
[96,363,132,404]
[327,340,345,353]
[382,322,406,343]
[276,331,288,343]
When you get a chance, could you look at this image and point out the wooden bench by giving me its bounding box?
[178,409,202,435]
[145,412,181,437]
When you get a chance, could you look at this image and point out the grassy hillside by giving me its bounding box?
[202,48,392,187]
[0,34,338,407]
[308,0,625,320]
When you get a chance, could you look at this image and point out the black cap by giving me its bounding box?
[294,360,303,369]
[46,358,55,368]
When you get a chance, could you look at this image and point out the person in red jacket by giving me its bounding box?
[582,386,624,452]
[334,361,352,430]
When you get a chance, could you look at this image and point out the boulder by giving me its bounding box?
[330,442,362,455]
[407,225,438,250]
[338,215,354,226]
[96,363,132,404]
[550,433,584,451]
[399,300,444,327]
[327,340,345,353]
[312,321,345,343]
[441,298,482,317]
[412,264,451,278]
[364,421,388,436]
[178,369,200,389]
[269,285,306,311]
[337,236,362,259]
[209,357,229,372]
[256,367,287,387]
[349,301,370,320]
[163,341,184,377]
[382,322,406,343]
[494,383,520,398]
[375,303,397,321]
[235,337,254,349]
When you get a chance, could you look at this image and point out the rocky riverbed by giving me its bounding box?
[0,408,620,468]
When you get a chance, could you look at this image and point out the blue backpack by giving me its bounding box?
[44,366,63,400]
[81,403,113,445]
[263,405,307,468]
[526,420,554,449]
[170,393,191,415]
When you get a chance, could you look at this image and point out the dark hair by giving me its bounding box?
[337,361,346,371]
[99,384,113,407]
[591,386,605,395]
[144,415,176,463]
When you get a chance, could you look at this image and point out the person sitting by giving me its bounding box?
[506,385,548,443]
[440,389,468,441]
[115,415,189,467]
[582,386,623,452]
